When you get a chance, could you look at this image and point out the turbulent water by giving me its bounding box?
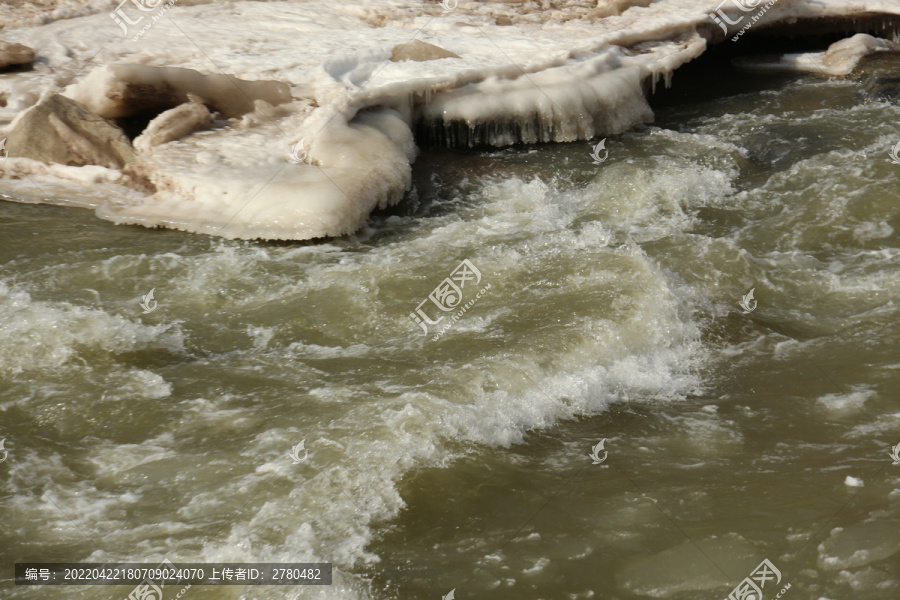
[2,52,900,600]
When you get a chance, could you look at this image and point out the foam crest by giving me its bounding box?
[0,281,183,376]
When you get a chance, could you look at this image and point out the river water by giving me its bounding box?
[1,49,899,600]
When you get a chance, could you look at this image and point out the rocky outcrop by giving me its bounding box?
[4,94,136,168]
[391,40,460,62]
[0,41,34,70]
[133,94,212,152]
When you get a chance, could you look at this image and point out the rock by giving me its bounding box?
[4,94,136,168]
[134,94,212,152]
[0,41,34,70]
[391,40,459,62]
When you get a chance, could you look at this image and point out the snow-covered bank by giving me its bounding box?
[1,0,899,240]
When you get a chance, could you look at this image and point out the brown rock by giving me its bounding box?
[0,41,34,69]
[5,94,137,168]
[391,40,460,62]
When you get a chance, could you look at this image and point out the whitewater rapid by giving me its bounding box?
[0,172,710,599]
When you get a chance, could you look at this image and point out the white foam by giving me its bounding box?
[0,281,183,376]
[816,386,876,412]
[87,431,177,476]
[523,557,551,574]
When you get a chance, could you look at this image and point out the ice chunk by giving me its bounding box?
[822,33,899,74]
[818,520,900,570]
[419,49,653,147]
[64,64,291,119]
[133,95,212,153]
[98,107,416,240]
[733,34,900,77]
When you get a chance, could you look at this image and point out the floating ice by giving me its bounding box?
[818,520,900,570]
